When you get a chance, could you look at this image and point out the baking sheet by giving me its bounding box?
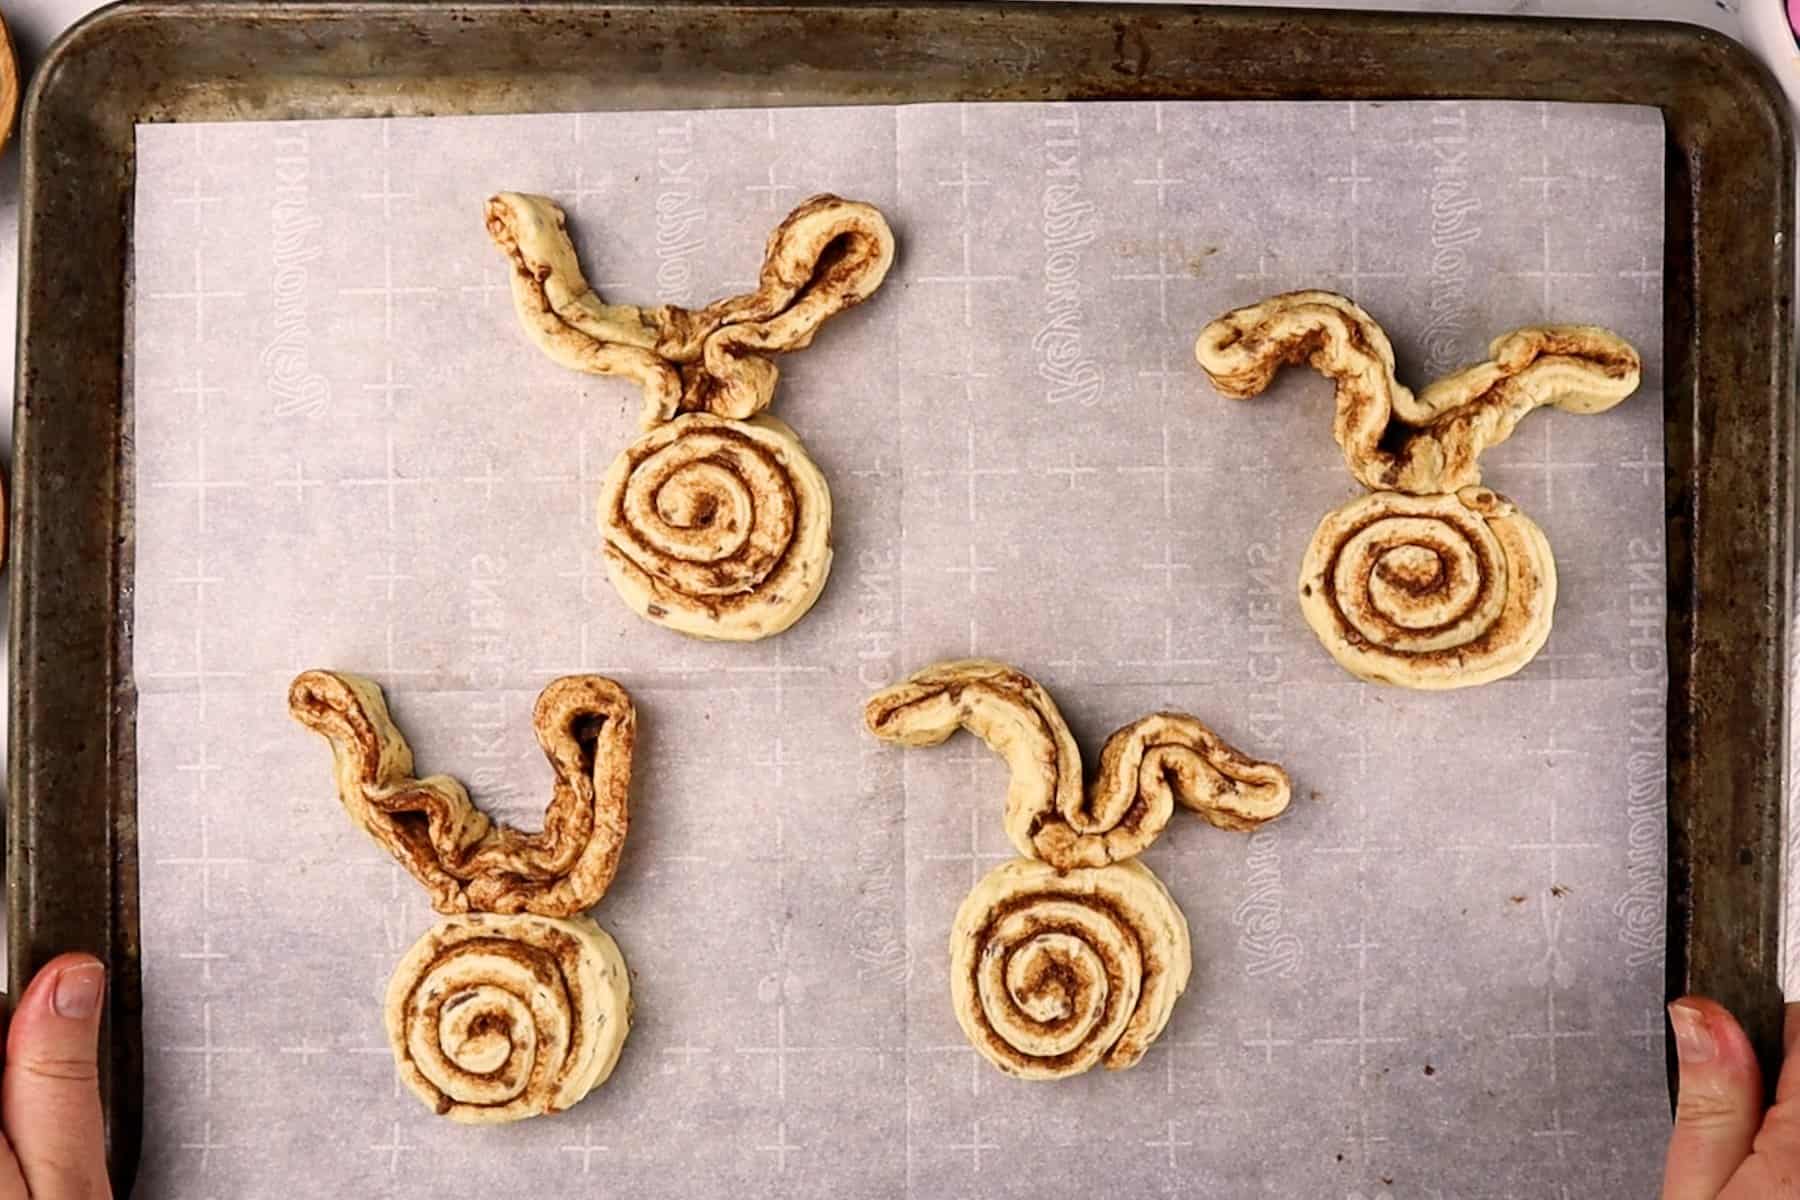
[129,100,1667,1198]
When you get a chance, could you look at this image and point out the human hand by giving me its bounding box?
[0,955,109,1199]
[1662,996,1800,1198]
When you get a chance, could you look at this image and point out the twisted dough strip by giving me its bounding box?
[864,659,1290,871]
[1299,487,1556,688]
[385,912,630,1123]
[951,858,1191,1080]
[598,413,831,642]
[288,671,633,917]
[486,191,895,427]
[1194,290,1641,494]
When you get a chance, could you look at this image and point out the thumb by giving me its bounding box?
[1662,996,1764,1200]
[2,954,111,1199]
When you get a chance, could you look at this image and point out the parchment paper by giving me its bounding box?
[129,100,1667,1199]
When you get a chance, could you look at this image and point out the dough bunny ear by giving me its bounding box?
[1194,289,1640,493]
[485,192,686,427]
[288,670,635,916]
[675,195,895,420]
[1090,712,1291,835]
[864,659,1086,864]
[863,659,1290,868]
[487,190,894,427]
[286,669,422,810]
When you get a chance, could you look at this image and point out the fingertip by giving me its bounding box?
[2,953,110,1199]
[18,954,105,1004]
[1670,998,1717,1064]
[1671,995,1760,1073]
[7,954,106,1055]
[1665,997,1765,1199]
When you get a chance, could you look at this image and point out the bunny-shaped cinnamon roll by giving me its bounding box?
[487,192,895,642]
[865,660,1292,1080]
[1195,291,1641,689]
[290,670,637,1123]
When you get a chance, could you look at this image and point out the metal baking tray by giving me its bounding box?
[8,1,1792,1189]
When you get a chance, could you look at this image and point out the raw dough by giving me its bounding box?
[484,192,682,427]
[865,659,1290,1080]
[865,659,1289,871]
[1298,488,1556,689]
[486,191,895,427]
[598,413,831,642]
[1194,289,1639,689]
[951,858,1190,1080]
[288,670,634,917]
[293,671,640,1123]
[385,912,631,1124]
[485,191,892,641]
[1194,289,1640,494]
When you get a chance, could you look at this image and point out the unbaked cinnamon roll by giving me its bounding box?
[598,413,830,642]
[1298,487,1555,689]
[385,912,630,1124]
[866,660,1292,1080]
[486,191,893,641]
[1194,290,1639,688]
[293,671,641,1123]
[951,858,1190,1080]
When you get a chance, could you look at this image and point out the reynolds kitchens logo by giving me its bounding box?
[1235,537,1301,978]
[1032,103,1103,408]
[262,130,331,418]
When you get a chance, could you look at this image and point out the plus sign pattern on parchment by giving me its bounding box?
[129,100,1664,1198]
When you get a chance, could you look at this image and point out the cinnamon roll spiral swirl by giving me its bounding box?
[599,413,831,641]
[952,858,1191,1080]
[385,913,631,1124]
[1299,488,1556,689]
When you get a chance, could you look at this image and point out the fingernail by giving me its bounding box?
[1669,1000,1716,1064]
[52,963,104,1020]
